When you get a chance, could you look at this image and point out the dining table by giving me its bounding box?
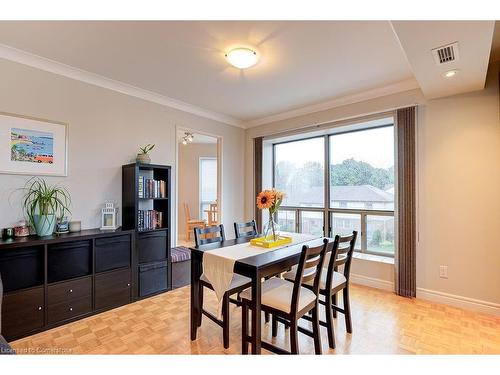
[189,233,329,354]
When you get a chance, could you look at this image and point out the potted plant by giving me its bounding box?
[22,177,71,237]
[256,189,285,242]
[136,144,155,164]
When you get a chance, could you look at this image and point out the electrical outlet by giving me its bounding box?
[439,265,448,279]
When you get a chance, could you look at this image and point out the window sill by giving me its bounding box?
[353,252,394,265]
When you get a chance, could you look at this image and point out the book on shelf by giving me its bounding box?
[137,209,164,231]
[138,176,167,198]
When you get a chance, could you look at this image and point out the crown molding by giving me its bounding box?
[0,43,243,128]
[243,78,420,128]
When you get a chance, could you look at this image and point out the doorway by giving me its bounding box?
[176,129,221,247]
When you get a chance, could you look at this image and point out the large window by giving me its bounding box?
[272,122,395,256]
[199,157,217,220]
[274,137,324,208]
[329,127,394,210]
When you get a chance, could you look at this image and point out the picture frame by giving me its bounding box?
[0,111,68,176]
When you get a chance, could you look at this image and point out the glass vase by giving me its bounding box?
[263,214,280,242]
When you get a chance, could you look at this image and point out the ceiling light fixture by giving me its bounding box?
[444,69,459,78]
[181,132,194,145]
[225,48,258,69]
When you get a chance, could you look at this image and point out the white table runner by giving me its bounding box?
[202,232,321,316]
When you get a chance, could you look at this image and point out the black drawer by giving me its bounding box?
[139,260,168,297]
[2,287,44,340]
[48,295,92,324]
[95,268,131,310]
[48,276,92,305]
[137,231,167,263]
[95,235,131,273]
[48,240,92,283]
[0,246,44,292]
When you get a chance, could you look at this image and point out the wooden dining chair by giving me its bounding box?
[283,231,357,349]
[240,238,329,354]
[206,203,219,226]
[193,224,251,349]
[234,220,258,238]
[194,224,225,246]
[183,203,206,241]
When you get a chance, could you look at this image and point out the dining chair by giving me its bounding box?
[240,238,329,354]
[193,224,251,349]
[233,219,272,323]
[234,220,258,238]
[206,202,219,226]
[183,203,206,241]
[283,231,357,349]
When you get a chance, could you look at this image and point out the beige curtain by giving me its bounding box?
[396,106,417,297]
[254,137,263,232]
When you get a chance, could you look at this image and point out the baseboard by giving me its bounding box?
[416,288,500,316]
[350,273,394,291]
[350,274,500,316]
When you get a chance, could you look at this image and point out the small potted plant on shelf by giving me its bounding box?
[136,144,155,164]
[22,177,71,237]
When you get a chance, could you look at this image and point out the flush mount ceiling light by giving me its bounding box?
[181,132,194,145]
[444,69,459,78]
[225,48,258,69]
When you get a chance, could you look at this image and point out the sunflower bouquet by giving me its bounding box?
[256,189,285,242]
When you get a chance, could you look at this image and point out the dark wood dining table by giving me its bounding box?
[190,235,328,354]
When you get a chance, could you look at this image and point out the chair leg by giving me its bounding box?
[241,303,249,354]
[272,314,278,337]
[332,293,338,318]
[222,294,230,349]
[265,312,270,323]
[325,293,336,349]
[343,287,352,334]
[197,285,204,327]
[290,320,299,354]
[186,225,190,240]
[311,305,322,355]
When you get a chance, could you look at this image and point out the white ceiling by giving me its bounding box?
[392,21,495,99]
[0,21,495,128]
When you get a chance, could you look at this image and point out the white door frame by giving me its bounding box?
[174,125,223,245]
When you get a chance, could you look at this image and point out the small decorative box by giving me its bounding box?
[250,235,293,248]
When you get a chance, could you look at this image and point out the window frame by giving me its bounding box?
[199,156,217,220]
[272,123,395,257]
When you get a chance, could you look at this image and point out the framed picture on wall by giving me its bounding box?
[0,111,68,176]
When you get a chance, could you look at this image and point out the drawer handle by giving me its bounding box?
[37,306,42,311]
[69,307,73,312]
[69,289,73,293]
[127,283,131,287]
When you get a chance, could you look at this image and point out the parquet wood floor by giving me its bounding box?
[11,284,500,354]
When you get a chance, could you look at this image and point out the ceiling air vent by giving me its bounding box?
[431,42,459,65]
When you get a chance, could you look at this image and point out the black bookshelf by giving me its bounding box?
[122,163,172,297]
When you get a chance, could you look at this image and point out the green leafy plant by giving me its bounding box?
[139,144,155,154]
[22,177,71,229]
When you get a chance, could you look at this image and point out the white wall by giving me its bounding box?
[178,142,217,239]
[416,63,500,306]
[0,58,245,243]
[244,63,500,312]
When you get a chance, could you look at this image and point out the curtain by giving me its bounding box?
[254,137,263,232]
[396,106,417,297]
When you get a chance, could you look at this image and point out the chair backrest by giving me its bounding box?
[325,231,357,288]
[207,203,218,225]
[234,220,258,238]
[290,238,328,314]
[194,224,226,247]
[183,203,192,221]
